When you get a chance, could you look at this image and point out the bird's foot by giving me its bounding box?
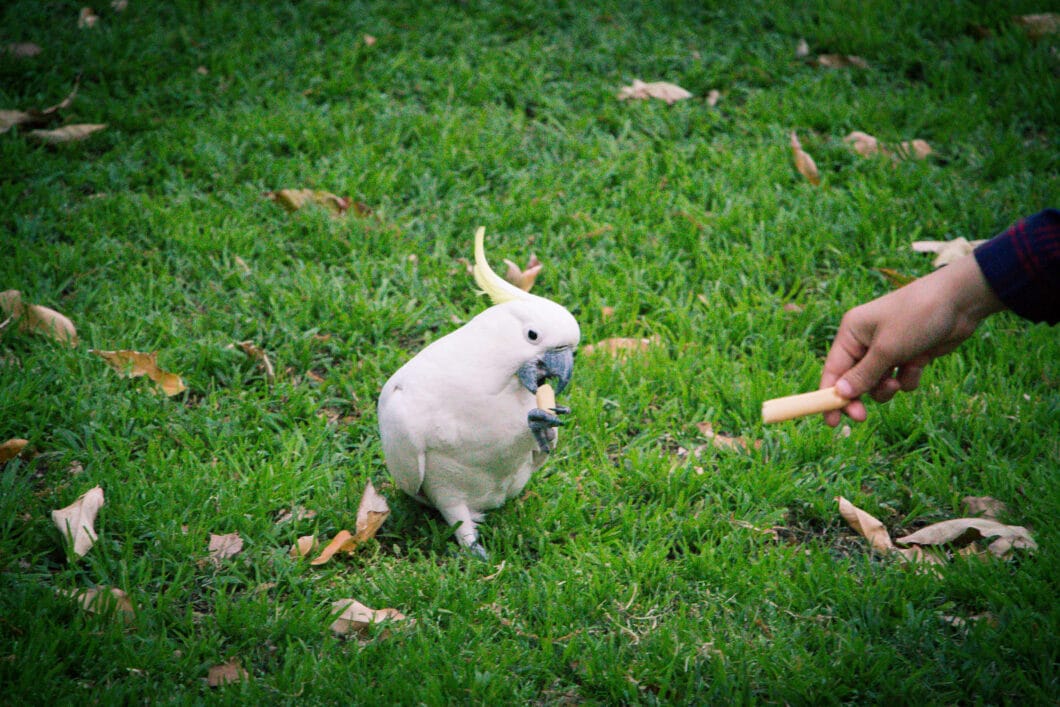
[528,406,569,453]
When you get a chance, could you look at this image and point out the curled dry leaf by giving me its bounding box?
[895,139,933,160]
[844,131,881,157]
[90,349,186,396]
[696,421,762,452]
[264,189,352,217]
[616,79,693,105]
[790,131,820,185]
[6,42,43,58]
[29,124,107,144]
[207,659,249,687]
[290,534,319,559]
[207,532,244,565]
[0,290,78,345]
[1,82,78,134]
[329,598,406,636]
[309,481,390,565]
[582,335,661,357]
[52,486,104,557]
[79,7,99,29]
[816,54,869,69]
[503,254,542,292]
[895,518,1036,557]
[844,132,932,161]
[795,38,810,58]
[230,341,275,380]
[65,586,135,622]
[0,438,29,463]
[1014,13,1059,39]
[275,505,317,524]
[706,89,721,108]
[961,495,1007,520]
[836,496,894,553]
[310,530,355,566]
[876,267,915,288]
[0,110,32,134]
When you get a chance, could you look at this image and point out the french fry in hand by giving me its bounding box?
[762,386,850,424]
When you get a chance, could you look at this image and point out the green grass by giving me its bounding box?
[2,0,1058,703]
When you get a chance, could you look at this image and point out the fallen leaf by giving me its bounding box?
[876,267,915,288]
[895,139,933,160]
[28,124,107,144]
[230,341,275,380]
[895,518,1036,556]
[111,0,128,11]
[207,659,248,687]
[310,530,355,566]
[66,586,135,621]
[581,335,660,357]
[90,349,186,396]
[836,496,894,553]
[264,189,352,217]
[354,479,390,543]
[1014,13,1059,39]
[329,598,405,636]
[503,254,542,292]
[52,486,104,557]
[207,533,244,565]
[78,7,99,29]
[0,290,78,345]
[275,506,317,524]
[782,302,804,313]
[795,38,810,58]
[816,54,869,69]
[911,237,985,267]
[5,42,42,58]
[289,534,319,559]
[616,79,692,105]
[962,495,1007,520]
[696,421,762,451]
[0,110,32,134]
[706,89,721,107]
[363,34,377,46]
[600,305,615,319]
[844,130,882,157]
[790,131,820,185]
[0,438,29,463]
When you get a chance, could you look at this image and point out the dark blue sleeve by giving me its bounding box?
[974,209,1060,325]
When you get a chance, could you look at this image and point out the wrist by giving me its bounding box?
[938,253,1005,325]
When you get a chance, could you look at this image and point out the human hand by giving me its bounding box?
[820,254,1003,426]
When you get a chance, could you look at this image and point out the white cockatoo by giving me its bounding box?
[378,227,580,558]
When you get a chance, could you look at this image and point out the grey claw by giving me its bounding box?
[529,407,564,453]
[468,542,489,561]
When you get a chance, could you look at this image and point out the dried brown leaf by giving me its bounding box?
[6,42,42,58]
[0,290,78,345]
[289,534,319,559]
[111,0,128,11]
[264,189,351,217]
[706,89,721,108]
[876,267,915,288]
[696,421,762,452]
[52,486,104,556]
[895,139,933,160]
[790,131,820,185]
[309,530,355,566]
[90,349,186,396]
[354,480,390,543]
[207,659,249,687]
[231,340,275,380]
[581,335,660,357]
[795,38,810,58]
[600,305,615,319]
[1014,13,1059,39]
[207,532,244,565]
[363,34,377,46]
[836,496,894,553]
[503,254,542,292]
[0,110,32,134]
[616,79,692,105]
[844,130,882,157]
[275,506,317,524]
[66,586,135,621]
[961,495,1007,520]
[0,438,29,463]
[895,518,1036,555]
[816,54,869,69]
[78,7,99,29]
[329,598,406,636]
[29,123,107,144]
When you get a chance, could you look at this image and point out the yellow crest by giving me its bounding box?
[473,227,530,305]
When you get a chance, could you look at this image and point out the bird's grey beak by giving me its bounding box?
[518,346,574,395]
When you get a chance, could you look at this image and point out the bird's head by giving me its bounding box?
[472,227,580,394]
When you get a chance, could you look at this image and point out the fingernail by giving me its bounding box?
[836,379,853,398]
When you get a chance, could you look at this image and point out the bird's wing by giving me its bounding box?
[377,378,429,497]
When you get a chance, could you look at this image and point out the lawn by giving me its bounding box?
[1,1,1058,703]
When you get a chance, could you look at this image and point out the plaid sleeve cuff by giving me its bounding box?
[974,209,1060,325]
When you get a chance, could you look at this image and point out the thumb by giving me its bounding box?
[836,346,893,399]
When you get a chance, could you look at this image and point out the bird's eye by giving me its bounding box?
[526,329,539,342]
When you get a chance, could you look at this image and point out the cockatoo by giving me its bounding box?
[378,227,580,558]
